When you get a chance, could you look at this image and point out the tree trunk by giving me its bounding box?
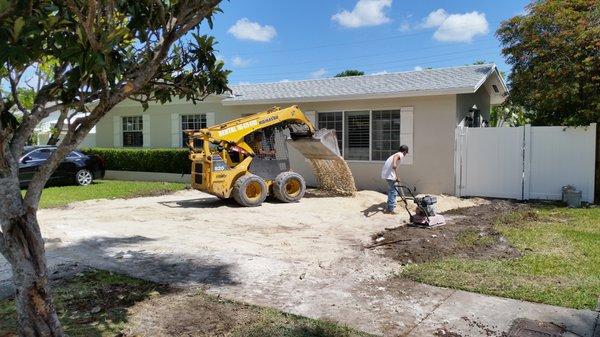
[1,188,64,337]
[46,107,68,146]
[595,125,599,204]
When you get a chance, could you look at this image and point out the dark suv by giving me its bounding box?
[19,146,105,187]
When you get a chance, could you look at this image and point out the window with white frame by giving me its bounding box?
[181,114,207,147]
[372,110,401,161]
[344,111,370,161]
[317,109,411,162]
[317,112,343,152]
[122,116,143,147]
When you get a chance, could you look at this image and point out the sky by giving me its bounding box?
[205,0,531,85]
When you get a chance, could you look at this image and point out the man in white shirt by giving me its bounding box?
[380,145,409,214]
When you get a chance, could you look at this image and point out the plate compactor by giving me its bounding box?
[394,183,446,228]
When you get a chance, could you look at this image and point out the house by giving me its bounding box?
[94,64,507,194]
[35,111,96,147]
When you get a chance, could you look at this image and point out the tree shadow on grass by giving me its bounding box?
[1,234,237,337]
[0,268,178,337]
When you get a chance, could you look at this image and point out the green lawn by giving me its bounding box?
[25,180,186,208]
[403,205,600,310]
[0,270,371,337]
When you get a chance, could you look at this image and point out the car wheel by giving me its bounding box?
[75,169,93,186]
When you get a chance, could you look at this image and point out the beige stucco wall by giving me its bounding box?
[96,94,469,195]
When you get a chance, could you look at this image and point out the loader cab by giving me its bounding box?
[245,130,277,160]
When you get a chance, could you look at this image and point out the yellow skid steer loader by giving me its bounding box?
[187,106,353,207]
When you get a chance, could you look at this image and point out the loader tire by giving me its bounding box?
[232,174,268,207]
[273,171,306,203]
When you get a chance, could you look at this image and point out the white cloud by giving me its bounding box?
[422,9,489,43]
[423,9,448,28]
[232,56,251,67]
[399,22,410,32]
[310,68,327,79]
[371,70,389,75]
[332,0,392,28]
[228,18,277,42]
[414,66,423,71]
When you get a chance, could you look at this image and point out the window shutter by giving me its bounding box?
[171,114,180,147]
[304,110,316,126]
[113,116,122,147]
[142,114,151,147]
[205,112,215,127]
[400,107,413,165]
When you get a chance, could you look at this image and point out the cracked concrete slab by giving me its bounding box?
[409,289,597,337]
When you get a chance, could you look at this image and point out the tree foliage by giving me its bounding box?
[0,1,229,336]
[334,69,365,77]
[490,104,528,127]
[497,0,600,126]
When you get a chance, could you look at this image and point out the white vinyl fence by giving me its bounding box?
[455,123,596,203]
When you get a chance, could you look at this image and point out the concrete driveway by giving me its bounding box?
[1,190,598,336]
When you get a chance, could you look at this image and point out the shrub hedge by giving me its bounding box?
[81,148,191,174]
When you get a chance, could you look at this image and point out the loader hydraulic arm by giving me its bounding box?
[191,105,316,147]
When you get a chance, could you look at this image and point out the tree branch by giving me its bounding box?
[8,68,27,115]
[9,63,68,158]
[65,0,102,52]
[21,0,225,207]
[125,0,222,93]
[23,102,111,208]
[47,106,69,145]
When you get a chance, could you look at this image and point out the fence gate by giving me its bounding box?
[455,123,596,203]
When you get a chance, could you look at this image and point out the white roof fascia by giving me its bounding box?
[473,65,509,94]
[221,87,476,106]
[115,94,228,107]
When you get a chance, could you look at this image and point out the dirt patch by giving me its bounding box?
[373,200,524,264]
[125,291,259,336]
[125,289,372,337]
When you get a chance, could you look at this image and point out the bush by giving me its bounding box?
[81,148,191,174]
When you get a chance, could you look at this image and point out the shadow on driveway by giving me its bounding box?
[1,235,237,300]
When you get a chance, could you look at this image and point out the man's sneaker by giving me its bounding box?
[384,209,399,215]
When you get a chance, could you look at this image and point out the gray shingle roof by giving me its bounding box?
[223,64,498,105]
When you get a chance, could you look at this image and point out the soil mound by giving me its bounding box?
[372,200,523,264]
[308,158,357,196]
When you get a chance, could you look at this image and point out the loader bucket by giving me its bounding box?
[287,129,341,160]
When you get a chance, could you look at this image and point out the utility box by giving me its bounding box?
[563,186,582,208]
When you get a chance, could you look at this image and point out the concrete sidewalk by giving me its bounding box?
[3,243,597,337]
[1,191,598,336]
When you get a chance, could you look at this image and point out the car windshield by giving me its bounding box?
[21,146,35,156]
[67,151,82,158]
[27,148,54,160]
